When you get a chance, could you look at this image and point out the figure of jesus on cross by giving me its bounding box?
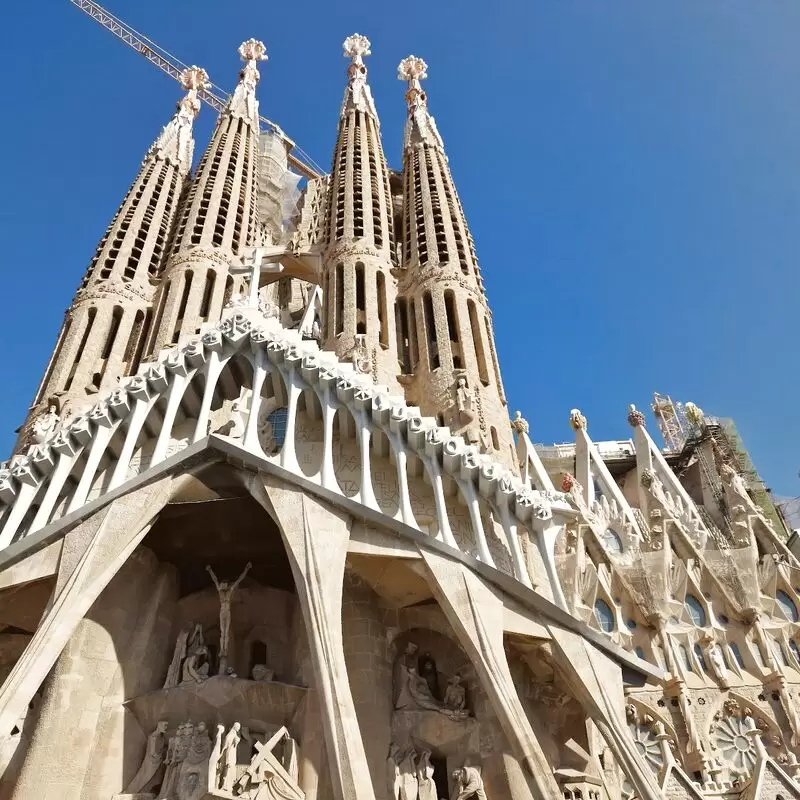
[206,562,252,672]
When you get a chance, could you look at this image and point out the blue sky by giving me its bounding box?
[1,2,798,496]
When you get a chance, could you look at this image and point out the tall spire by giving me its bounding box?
[320,34,401,392]
[395,57,515,470]
[340,34,379,119]
[397,56,444,151]
[17,71,207,443]
[147,41,266,353]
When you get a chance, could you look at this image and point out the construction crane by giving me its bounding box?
[69,0,324,180]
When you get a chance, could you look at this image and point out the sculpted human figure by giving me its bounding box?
[177,721,212,800]
[181,625,210,684]
[407,666,442,711]
[416,749,436,800]
[208,724,225,792]
[164,625,192,688]
[206,562,252,659]
[418,652,440,700]
[399,747,419,800]
[443,674,466,712]
[703,638,730,688]
[451,765,486,800]
[220,722,243,792]
[161,723,194,799]
[394,641,419,709]
[124,720,168,793]
[387,744,402,800]
[455,374,473,421]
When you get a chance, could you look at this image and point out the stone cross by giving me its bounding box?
[231,247,284,308]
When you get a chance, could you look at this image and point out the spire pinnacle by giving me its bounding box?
[340,33,378,119]
[398,55,428,112]
[151,65,209,172]
[398,55,443,150]
[228,39,267,125]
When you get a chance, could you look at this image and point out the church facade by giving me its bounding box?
[0,33,797,800]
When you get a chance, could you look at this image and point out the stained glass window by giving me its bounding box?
[685,595,706,627]
[595,599,615,633]
[693,644,707,671]
[603,529,623,554]
[266,407,288,449]
[777,590,799,623]
[729,643,745,669]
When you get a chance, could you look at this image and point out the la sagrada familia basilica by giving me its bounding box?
[0,28,797,800]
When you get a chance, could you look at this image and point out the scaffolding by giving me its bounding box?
[652,392,787,537]
[651,393,692,452]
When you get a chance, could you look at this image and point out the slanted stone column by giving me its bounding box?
[0,475,178,737]
[248,475,376,800]
[418,549,562,800]
[545,625,666,800]
[11,547,177,799]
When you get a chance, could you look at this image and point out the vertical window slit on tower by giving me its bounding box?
[396,297,410,373]
[468,300,489,385]
[128,309,151,376]
[444,290,462,369]
[102,306,123,361]
[123,310,144,364]
[423,291,439,370]
[408,299,419,369]
[355,262,366,334]
[335,263,344,336]
[199,271,216,319]
[173,272,193,343]
[376,271,388,348]
[64,307,97,391]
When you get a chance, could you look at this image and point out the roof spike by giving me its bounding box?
[340,33,378,119]
[398,55,443,151]
[150,66,209,170]
[227,38,267,126]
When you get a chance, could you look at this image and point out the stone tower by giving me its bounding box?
[5,31,800,800]
[395,57,514,468]
[147,40,266,354]
[19,67,207,440]
[321,34,401,391]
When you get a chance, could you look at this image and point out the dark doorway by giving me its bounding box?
[432,756,449,800]
[250,640,268,670]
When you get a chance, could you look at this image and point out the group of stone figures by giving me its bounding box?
[163,564,275,688]
[388,747,486,800]
[123,719,300,800]
[393,642,469,721]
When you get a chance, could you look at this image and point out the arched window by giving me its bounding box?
[490,426,499,451]
[777,590,798,622]
[679,644,693,672]
[265,407,289,450]
[729,643,745,669]
[685,595,706,627]
[594,599,614,633]
[603,529,624,554]
[376,271,388,347]
[335,264,344,335]
[693,644,707,672]
[775,640,790,667]
[355,262,366,334]
[422,291,439,370]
